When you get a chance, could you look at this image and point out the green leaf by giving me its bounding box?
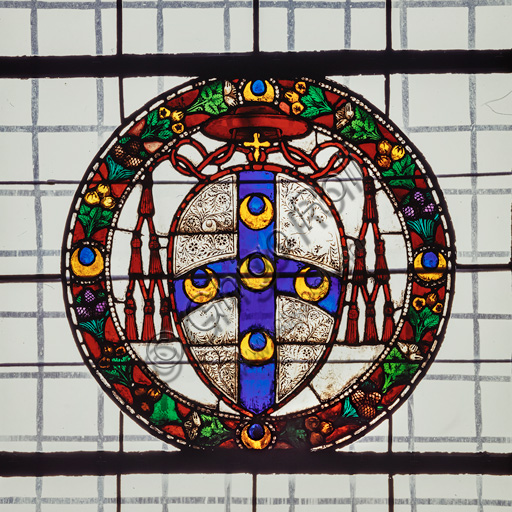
[210,93,225,106]
[342,397,359,418]
[146,110,159,127]
[78,203,91,217]
[301,94,316,109]
[391,154,415,176]
[423,312,441,329]
[381,154,416,189]
[141,113,172,140]
[408,305,419,327]
[141,126,158,140]
[408,304,441,343]
[340,105,380,142]
[201,83,217,101]
[101,355,133,388]
[106,155,135,182]
[188,81,227,116]
[150,394,180,426]
[407,218,437,242]
[301,106,321,118]
[98,208,114,228]
[79,314,108,340]
[77,204,98,237]
[382,347,419,393]
[278,418,308,449]
[77,204,113,237]
[205,101,228,116]
[195,414,231,448]
[308,85,327,105]
[300,86,332,118]
[390,179,415,189]
[158,130,174,140]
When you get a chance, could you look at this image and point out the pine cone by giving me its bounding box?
[112,141,144,169]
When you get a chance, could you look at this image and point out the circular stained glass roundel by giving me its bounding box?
[63,78,455,451]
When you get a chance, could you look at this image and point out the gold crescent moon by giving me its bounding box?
[240,424,272,450]
[70,247,104,278]
[240,332,274,363]
[242,80,275,103]
[240,256,274,290]
[294,267,330,302]
[240,195,274,230]
[414,251,447,282]
[184,269,219,304]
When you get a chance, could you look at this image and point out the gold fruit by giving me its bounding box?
[376,154,392,169]
[295,81,307,94]
[115,346,127,357]
[412,297,426,311]
[172,123,185,134]
[103,345,115,357]
[309,432,325,447]
[96,183,110,197]
[377,140,392,155]
[391,144,406,161]
[140,401,152,413]
[291,102,304,115]
[305,416,320,432]
[171,110,184,122]
[426,292,438,306]
[319,421,333,436]
[85,191,100,205]
[101,196,116,210]
[159,106,171,119]
[285,91,299,103]
[432,302,443,314]
[98,357,111,369]
[147,387,162,400]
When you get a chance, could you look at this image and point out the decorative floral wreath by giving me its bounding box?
[63,78,455,451]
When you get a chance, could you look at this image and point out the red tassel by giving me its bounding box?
[160,298,173,338]
[363,302,379,344]
[149,234,163,276]
[142,299,156,341]
[345,304,359,345]
[374,239,390,285]
[139,184,155,217]
[129,233,143,275]
[352,245,367,286]
[363,177,378,223]
[382,301,395,343]
[124,296,138,341]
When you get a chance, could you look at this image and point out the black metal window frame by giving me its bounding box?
[0,0,511,510]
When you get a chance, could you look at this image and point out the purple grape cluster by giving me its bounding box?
[400,190,438,221]
[402,205,415,218]
[75,287,108,322]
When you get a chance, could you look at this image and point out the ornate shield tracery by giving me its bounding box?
[63,78,454,450]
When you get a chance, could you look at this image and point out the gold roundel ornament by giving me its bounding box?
[70,245,104,278]
[294,267,330,302]
[183,268,219,303]
[62,78,455,451]
[240,194,274,230]
[239,255,275,290]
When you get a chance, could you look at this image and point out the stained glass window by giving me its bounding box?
[62,77,455,451]
[0,0,511,509]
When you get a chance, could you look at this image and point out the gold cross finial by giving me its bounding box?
[243,132,270,162]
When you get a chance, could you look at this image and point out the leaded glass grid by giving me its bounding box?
[0,0,511,510]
